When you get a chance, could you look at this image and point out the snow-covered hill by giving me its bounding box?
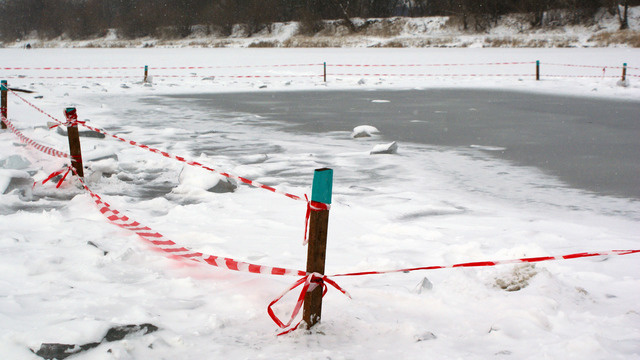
[7,6,640,49]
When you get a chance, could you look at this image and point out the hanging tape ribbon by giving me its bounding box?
[303,194,331,245]
[42,165,72,188]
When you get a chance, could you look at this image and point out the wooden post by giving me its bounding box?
[1,80,7,129]
[303,168,333,329]
[144,65,149,83]
[323,62,327,83]
[622,63,627,82]
[536,60,540,81]
[65,107,84,178]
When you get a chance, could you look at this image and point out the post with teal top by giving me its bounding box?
[303,168,333,329]
[622,63,627,82]
[1,80,7,129]
[323,62,327,83]
[536,60,540,81]
[144,65,149,83]
[65,107,84,178]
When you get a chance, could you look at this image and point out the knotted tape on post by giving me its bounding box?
[48,107,85,129]
[267,272,351,336]
[303,194,331,246]
[64,107,85,127]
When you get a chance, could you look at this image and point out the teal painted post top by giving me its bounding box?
[536,60,540,65]
[311,168,333,204]
[145,65,148,71]
[65,107,75,113]
[624,63,627,67]
[1,80,7,91]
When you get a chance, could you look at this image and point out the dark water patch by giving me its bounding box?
[171,89,640,200]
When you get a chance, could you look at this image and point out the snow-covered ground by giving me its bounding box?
[1,48,639,359]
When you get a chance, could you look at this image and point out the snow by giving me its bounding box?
[0,47,639,359]
[351,125,380,138]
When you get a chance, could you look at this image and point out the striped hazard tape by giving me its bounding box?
[1,115,69,159]
[70,169,347,335]
[5,87,640,336]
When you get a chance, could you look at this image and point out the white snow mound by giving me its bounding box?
[351,125,380,138]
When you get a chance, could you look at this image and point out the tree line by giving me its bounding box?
[0,0,636,42]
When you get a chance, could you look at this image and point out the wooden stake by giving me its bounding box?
[622,63,627,82]
[303,168,333,329]
[1,80,7,130]
[65,107,84,178]
[536,60,540,81]
[144,65,149,83]
[323,62,327,83]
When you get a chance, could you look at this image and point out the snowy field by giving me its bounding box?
[1,48,639,359]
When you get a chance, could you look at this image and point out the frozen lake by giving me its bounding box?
[2,48,640,359]
[170,89,640,200]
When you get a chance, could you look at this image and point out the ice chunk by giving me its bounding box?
[413,277,433,294]
[470,144,507,152]
[177,162,237,194]
[370,141,398,155]
[0,155,31,170]
[351,125,380,138]
[0,169,32,194]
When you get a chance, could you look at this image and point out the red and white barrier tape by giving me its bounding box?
[1,64,321,71]
[331,250,640,278]
[542,74,621,79]
[331,73,534,78]
[69,169,344,334]
[3,75,321,80]
[42,168,640,334]
[1,115,69,159]
[75,170,306,276]
[331,61,535,67]
[545,63,633,70]
[8,88,329,243]
[152,64,323,69]
[7,80,640,336]
[8,88,307,201]
[1,76,142,80]
[153,74,321,79]
[2,66,143,71]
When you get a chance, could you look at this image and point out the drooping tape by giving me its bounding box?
[41,167,640,335]
[10,88,330,243]
[331,250,640,277]
[74,173,307,277]
[71,172,340,335]
[1,115,69,159]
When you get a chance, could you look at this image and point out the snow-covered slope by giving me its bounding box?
[7,7,640,49]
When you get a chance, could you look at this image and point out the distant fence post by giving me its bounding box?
[536,60,540,81]
[622,63,627,82]
[144,65,149,83]
[1,80,7,129]
[64,107,84,178]
[303,167,333,329]
[323,62,327,83]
